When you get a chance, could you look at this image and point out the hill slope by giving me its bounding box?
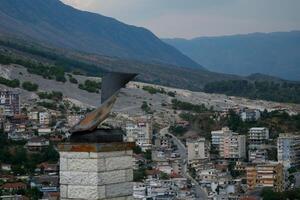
[0,0,201,68]
[163,31,300,80]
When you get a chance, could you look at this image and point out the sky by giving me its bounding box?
[61,0,300,39]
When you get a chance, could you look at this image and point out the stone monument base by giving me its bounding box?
[58,142,135,200]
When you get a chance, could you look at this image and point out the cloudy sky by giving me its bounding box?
[61,0,300,39]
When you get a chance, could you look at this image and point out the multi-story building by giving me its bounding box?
[248,127,269,149]
[246,163,284,192]
[240,109,260,122]
[248,149,267,163]
[0,91,20,116]
[67,114,84,127]
[125,117,153,151]
[211,127,246,159]
[39,112,50,126]
[211,127,232,147]
[187,137,210,163]
[277,133,300,169]
[223,134,246,159]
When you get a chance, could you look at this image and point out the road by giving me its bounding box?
[160,127,208,200]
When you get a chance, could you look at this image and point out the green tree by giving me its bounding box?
[22,81,38,91]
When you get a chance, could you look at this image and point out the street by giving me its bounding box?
[160,127,208,200]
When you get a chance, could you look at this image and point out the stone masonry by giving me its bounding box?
[58,143,134,200]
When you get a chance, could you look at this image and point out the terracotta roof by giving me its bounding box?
[170,173,183,178]
[1,182,27,190]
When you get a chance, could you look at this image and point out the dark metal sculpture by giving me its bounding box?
[70,72,137,135]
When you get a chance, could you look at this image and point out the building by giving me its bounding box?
[249,149,268,164]
[28,111,39,121]
[246,163,284,192]
[67,114,84,127]
[240,109,260,122]
[211,127,246,159]
[211,127,233,147]
[187,137,210,163]
[26,137,50,152]
[1,182,27,191]
[125,117,152,151]
[277,133,300,169]
[39,112,50,126]
[248,127,269,149]
[0,91,20,116]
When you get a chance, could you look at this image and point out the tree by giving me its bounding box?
[159,172,170,180]
[22,81,38,91]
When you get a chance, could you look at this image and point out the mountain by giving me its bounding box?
[163,31,300,81]
[0,0,201,69]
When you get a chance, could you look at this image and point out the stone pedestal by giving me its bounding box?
[58,142,135,200]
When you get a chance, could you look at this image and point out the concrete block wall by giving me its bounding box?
[59,150,134,200]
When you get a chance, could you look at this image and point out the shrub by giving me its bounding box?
[22,81,38,91]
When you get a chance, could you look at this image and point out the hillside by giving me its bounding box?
[0,39,241,91]
[163,31,300,81]
[0,64,299,116]
[0,0,200,68]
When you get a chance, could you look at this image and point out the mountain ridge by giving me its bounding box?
[0,0,202,69]
[163,31,300,80]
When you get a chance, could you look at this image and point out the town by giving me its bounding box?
[0,88,299,200]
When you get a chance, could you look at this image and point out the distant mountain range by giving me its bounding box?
[0,0,297,94]
[0,0,201,69]
[163,31,300,81]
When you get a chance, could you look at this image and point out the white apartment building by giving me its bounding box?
[277,133,300,169]
[39,112,50,126]
[125,118,152,151]
[67,114,84,127]
[248,127,269,149]
[187,137,210,163]
[211,127,246,159]
[0,91,20,116]
[240,109,260,122]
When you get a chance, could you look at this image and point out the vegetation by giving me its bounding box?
[133,167,146,182]
[0,133,59,175]
[171,99,208,113]
[78,80,101,93]
[226,109,300,135]
[37,101,57,110]
[0,53,66,82]
[69,76,78,84]
[260,187,300,200]
[142,86,176,97]
[204,80,300,104]
[142,85,166,94]
[22,81,38,91]
[169,125,188,137]
[0,76,20,88]
[141,101,152,114]
[167,91,176,97]
[159,172,170,180]
[0,40,106,77]
[37,91,63,101]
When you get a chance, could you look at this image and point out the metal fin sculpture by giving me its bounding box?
[70,72,137,134]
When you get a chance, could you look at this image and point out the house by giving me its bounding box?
[1,163,12,171]
[38,128,52,136]
[1,182,27,191]
[240,109,260,122]
[39,112,50,126]
[0,91,20,116]
[26,137,50,152]
[36,162,58,175]
[30,175,59,193]
[0,195,29,200]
